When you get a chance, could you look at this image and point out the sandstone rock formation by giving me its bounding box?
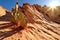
[0,3,60,40]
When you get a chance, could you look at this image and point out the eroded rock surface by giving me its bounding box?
[0,3,60,40]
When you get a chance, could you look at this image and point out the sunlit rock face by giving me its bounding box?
[0,6,6,16]
[29,4,60,23]
[45,6,60,23]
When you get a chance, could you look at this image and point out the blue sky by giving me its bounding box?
[0,0,60,10]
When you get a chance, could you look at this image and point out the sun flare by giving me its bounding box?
[49,0,58,9]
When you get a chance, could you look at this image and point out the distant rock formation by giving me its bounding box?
[0,6,6,16]
[0,10,12,21]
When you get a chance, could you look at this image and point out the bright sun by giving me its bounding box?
[49,0,58,8]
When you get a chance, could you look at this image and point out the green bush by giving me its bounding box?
[11,9,27,27]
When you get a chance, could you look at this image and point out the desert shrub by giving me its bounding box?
[11,9,27,27]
